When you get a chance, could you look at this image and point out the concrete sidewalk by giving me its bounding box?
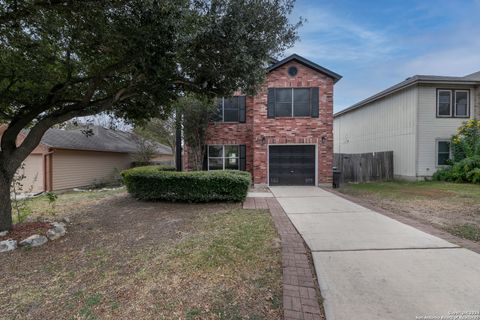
[270,186,480,320]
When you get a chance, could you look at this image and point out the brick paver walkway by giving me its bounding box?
[243,197,324,320]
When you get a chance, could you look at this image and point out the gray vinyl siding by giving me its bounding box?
[52,149,132,190]
[416,84,476,177]
[334,86,418,178]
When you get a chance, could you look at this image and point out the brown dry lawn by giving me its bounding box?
[1,191,282,319]
[338,181,480,242]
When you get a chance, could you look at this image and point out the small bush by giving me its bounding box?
[435,120,480,184]
[121,167,251,202]
[433,156,480,183]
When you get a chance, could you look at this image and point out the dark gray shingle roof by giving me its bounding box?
[464,71,480,80]
[335,71,480,117]
[267,54,342,83]
[40,126,172,155]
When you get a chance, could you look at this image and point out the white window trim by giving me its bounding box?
[437,89,452,118]
[436,139,451,167]
[454,90,470,118]
[207,144,240,170]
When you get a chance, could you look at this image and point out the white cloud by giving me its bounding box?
[287,1,480,112]
[287,5,396,62]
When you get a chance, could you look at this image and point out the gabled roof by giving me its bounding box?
[464,71,480,80]
[39,126,172,155]
[335,71,480,118]
[267,54,342,83]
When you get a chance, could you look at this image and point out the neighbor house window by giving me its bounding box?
[454,90,469,117]
[437,89,470,118]
[212,96,246,123]
[208,145,239,170]
[273,88,311,117]
[437,140,451,166]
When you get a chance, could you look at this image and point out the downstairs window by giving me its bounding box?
[437,140,451,166]
[206,145,246,171]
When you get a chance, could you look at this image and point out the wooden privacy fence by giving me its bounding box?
[334,151,394,183]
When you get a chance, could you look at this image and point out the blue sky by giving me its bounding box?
[286,0,480,112]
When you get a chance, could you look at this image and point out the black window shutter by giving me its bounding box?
[310,87,319,118]
[202,145,208,170]
[267,88,275,118]
[239,145,246,171]
[238,96,246,123]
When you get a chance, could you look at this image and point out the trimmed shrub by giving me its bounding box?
[131,162,176,170]
[121,167,251,202]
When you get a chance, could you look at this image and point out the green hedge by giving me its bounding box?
[433,156,480,183]
[121,167,251,202]
[130,163,176,171]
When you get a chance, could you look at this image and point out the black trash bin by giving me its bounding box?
[332,167,341,188]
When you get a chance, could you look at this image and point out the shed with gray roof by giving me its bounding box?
[1,125,173,193]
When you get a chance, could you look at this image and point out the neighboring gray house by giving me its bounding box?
[334,71,480,180]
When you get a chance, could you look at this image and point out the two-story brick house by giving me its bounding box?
[194,54,342,186]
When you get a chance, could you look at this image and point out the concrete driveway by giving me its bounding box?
[270,186,480,320]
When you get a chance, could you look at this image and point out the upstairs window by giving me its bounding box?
[436,140,451,166]
[437,89,470,118]
[267,87,319,118]
[211,96,246,123]
[454,90,469,117]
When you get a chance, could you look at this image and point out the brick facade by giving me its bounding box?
[200,57,338,186]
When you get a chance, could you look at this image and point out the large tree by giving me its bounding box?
[0,0,300,231]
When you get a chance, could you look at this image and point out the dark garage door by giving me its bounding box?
[269,145,316,186]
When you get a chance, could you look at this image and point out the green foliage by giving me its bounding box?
[434,155,480,183]
[45,192,58,216]
[434,120,480,183]
[1,0,300,124]
[451,119,480,161]
[130,164,176,171]
[134,117,176,153]
[177,94,217,170]
[10,163,34,223]
[122,167,250,202]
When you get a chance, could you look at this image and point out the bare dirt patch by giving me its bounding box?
[0,222,52,242]
[0,192,282,319]
[338,182,480,242]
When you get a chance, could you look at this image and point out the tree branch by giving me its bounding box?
[12,86,138,167]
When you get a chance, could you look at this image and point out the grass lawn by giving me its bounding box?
[11,188,126,223]
[338,181,480,242]
[1,192,282,319]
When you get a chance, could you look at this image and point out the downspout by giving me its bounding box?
[43,149,54,192]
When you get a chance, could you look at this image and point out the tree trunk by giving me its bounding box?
[0,170,13,232]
